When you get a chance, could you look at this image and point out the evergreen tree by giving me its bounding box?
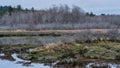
[31,7,34,12]
[17,5,22,11]
[89,12,95,17]
[8,6,13,15]
[101,13,105,16]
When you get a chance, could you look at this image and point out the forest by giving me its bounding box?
[0,5,120,30]
[0,4,120,68]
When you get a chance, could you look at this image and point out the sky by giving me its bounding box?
[0,0,120,15]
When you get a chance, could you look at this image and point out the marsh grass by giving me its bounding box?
[18,40,120,62]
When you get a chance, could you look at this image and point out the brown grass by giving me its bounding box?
[0,29,119,33]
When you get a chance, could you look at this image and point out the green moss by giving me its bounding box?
[84,46,118,59]
[71,43,83,54]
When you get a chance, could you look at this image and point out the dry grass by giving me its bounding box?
[0,29,119,33]
[30,42,70,53]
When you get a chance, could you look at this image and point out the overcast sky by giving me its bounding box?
[0,0,120,15]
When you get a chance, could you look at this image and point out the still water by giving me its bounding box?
[0,36,75,45]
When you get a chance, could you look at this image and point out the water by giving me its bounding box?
[0,53,50,68]
[0,53,120,68]
[0,36,75,45]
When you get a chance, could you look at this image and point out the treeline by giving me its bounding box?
[0,5,34,16]
[0,5,23,16]
[0,5,120,30]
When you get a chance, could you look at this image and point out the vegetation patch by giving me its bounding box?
[0,32,61,37]
[0,37,120,63]
[0,44,41,53]
[19,42,83,62]
[19,41,120,62]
